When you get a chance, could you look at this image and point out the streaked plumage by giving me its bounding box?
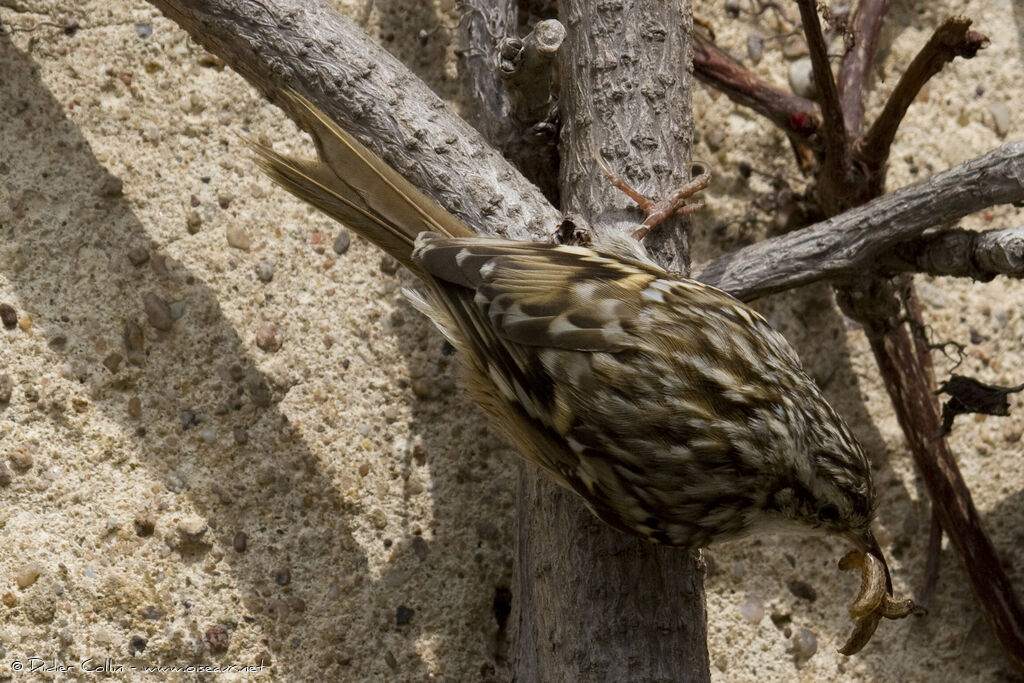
[248,90,875,551]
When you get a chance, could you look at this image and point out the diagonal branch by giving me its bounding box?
[852,281,1024,668]
[693,141,1024,299]
[147,0,560,243]
[693,33,821,147]
[857,17,989,193]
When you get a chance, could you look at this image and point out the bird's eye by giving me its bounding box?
[817,504,839,523]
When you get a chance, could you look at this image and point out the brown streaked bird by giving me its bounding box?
[247,90,911,653]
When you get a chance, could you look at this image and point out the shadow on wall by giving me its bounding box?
[0,32,511,678]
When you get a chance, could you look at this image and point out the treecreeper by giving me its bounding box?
[247,89,914,654]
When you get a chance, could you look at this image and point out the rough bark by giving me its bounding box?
[692,141,1024,300]
[458,1,562,200]
[879,226,1024,280]
[511,1,709,681]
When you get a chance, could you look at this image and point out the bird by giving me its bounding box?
[247,87,892,588]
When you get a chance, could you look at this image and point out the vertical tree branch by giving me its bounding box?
[795,0,852,213]
[837,0,891,136]
[513,1,709,679]
[456,0,518,145]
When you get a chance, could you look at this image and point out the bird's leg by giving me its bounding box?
[596,155,711,241]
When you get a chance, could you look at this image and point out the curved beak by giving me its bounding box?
[843,528,893,593]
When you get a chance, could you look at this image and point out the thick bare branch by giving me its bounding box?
[500,19,565,124]
[693,142,1024,299]
[147,0,560,242]
[513,1,709,680]
[456,0,517,144]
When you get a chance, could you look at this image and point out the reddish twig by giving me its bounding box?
[795,0,851,213]
[850,281,1024,669]
[837,0,891,136]
[857,17,989,195]
[693,33,821,148]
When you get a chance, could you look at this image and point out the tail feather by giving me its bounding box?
[246,89,474,273]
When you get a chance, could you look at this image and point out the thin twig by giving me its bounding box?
[693,33,821,149]
[857,17,989,194]
[795,0,849,213]
[837,0,891,136]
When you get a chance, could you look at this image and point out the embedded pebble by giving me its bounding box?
[17,314,31,332]
[200,426,217,444]
[411,378,434,399]
[166,471,187,493]
[127,246,150,266]
[792,627,818,659]
[177,517,209,544]
[226,224,252,250]
[705,127,725,151]
[143,293,173,330]
[23,584,57,623]
[128,635,147,655]
[786,579,818,602]
[102,352,123,373]
[411,535,429,560]
[244,370,272,407]
[989,102,1010,137]
[0,375,12,403]
[781,35,807,59]
[168,300,186,320]
[788,58,816,98]
[275,568,291,586]
[100,174,124,197]
[217,192,234,209]
[124,321,145,365]
[16,562,42,588]
[256,322,282,352]
[233,532,248,552]
[233,427,249,444]
[746,34,764,64]
[127,396,142,418]
[187,210,203,234]
[9,448,33,471]
[333,230,351,255]
[256,259,276,283]
[205,624,231,653]
[738,596,764,624]
[395,605,415,626]
[0,303,16,328]
[0,463,11,487]
[133,23,152,39]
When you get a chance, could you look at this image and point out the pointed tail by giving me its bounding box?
[245,90,474,275]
